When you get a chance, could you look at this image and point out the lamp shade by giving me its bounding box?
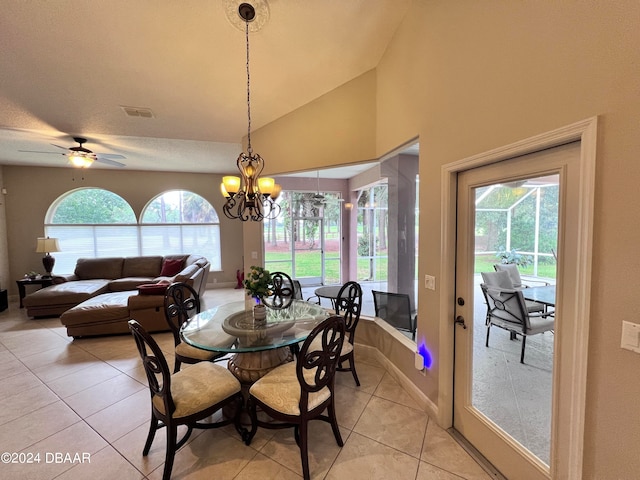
[68,153,94,168]
[36,237,60,254]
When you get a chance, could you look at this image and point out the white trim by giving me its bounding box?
[440,117,597,479]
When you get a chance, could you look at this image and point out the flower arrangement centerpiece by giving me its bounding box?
[244,266,271,324]
[243,265,272,301]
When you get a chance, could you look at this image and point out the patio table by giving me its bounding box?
[521,285,556,307]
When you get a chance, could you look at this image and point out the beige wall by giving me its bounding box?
[2,166,244,294]
[249,69,378,174]
[377,2,639,478]
[248,1,640,478]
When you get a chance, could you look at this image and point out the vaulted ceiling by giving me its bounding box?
[0,0,411,174]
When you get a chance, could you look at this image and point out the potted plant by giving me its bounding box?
[495,248,532,268]
[25,271,39,280]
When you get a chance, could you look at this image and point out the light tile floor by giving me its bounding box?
[0,288,492,480]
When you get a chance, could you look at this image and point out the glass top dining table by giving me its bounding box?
[180,300,329,354]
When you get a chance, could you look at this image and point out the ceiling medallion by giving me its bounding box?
[224,0,270,33]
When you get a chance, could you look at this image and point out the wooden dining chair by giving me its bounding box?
[128,320,245,480]
[334,281,363,386]
[164,282,223,373]
[262,271,295,309]
[244,315,346,480]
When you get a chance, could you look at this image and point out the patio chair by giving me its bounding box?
[292,279,303,299]
[245,315,345,480]
[164,282,225,373]
[493,263,550,289]
[480,283,555,363]
[372,290,417,340]
[128,320,244,480]
[481,271,546,315]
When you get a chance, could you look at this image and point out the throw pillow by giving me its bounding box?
[160,258,184,277]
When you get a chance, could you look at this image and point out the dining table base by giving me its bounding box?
[227,347,293,384]
[224,347,294,426]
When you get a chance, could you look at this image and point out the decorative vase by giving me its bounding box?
[253,302,267,326]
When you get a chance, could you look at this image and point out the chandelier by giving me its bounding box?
[221,1,281,221]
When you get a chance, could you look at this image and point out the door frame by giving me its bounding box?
[439,117,597,479]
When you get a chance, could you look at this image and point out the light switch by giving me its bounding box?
[621,321,640,353]
[251,251,258,259]
[424,275,436,290]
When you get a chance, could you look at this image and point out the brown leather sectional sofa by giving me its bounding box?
[23,254,210,337]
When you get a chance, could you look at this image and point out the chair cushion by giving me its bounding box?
[494,264,522,287]
[122,256,163,278]
[74,257,124,280]
[249,361,330,416]
[340,341,354,356]
[152,362,240,419]
[481,270,513,288]
[60,291,135,326]
[175,342,218,361]
[527,315,555,335]
[109,277,155,292]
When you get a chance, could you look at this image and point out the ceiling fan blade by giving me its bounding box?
[18,150,64,155]
[51,143,69,150]
[94,156,126,167]
[97,153,126,160]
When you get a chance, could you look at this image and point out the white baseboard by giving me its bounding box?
[355,341,438,420]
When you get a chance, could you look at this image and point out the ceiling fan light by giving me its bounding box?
[68,153,93,168]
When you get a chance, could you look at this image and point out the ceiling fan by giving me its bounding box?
[19,137,126,168]
[311,170,344,207]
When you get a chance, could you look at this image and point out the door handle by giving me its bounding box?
[455,316,467,329]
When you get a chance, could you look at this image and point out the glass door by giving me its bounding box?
[453,143,583,479]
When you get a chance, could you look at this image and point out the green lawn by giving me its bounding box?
[265,251,340,282]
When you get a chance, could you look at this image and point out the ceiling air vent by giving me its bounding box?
[121,106,154,118]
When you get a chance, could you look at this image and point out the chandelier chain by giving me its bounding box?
[245,18,252,156]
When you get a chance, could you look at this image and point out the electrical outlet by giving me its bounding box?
[414,352,425,371]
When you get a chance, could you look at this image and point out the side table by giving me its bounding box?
[17,277,54,308]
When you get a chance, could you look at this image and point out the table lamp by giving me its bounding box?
[35,237,60,278]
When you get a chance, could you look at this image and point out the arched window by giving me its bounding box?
[46,188,138,274]
[141,190,221,270]
[45,188,222,275]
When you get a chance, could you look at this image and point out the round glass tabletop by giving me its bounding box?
[180,300,329,353]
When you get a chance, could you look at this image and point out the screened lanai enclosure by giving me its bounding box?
[263,190,343,286]
[263,157,420,330]
[474,174,559,277]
